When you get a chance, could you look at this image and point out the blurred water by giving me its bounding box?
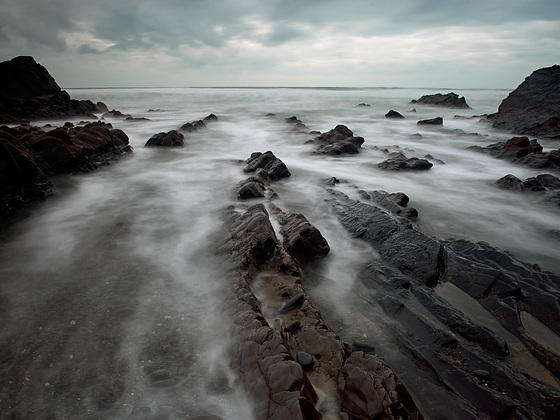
[0,87,558,418]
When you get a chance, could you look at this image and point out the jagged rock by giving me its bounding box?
[0,122,131,216]
[0,56,107,123]
[410,92,471,109]
[385,110,405,119]
[274,208,330,264]
[417,117,443,126]
[179,114,218,132]
[312,125,364,155]
[243,151,291,180]
[493,65,560,138]
[145,130,185,147]
[378,153,433,171]
[470,136,560,171]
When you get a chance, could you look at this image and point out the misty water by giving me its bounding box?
[1,87,559,419]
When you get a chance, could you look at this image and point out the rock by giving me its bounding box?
[522,177,546,191]
[470,137,560,171]
[296,352,314,370]
[179,114,218,132]
[493,65,560,138]
[410,92,471,109]
[0,56,106,123]
[356,103,371,107]
[237,178,266,200]
[279,293,305,314]
[145,130,185,147]
[378,153,433,171]
[537,173,560,189]
[102,109,131,119]
[496,174,525,190]
[275,210,330,263]
[284,115,312,134]
[243,151,291,180]
[1,122,131,216]
[312,125,365,155]
[385,110,405,119]
[417,117,443,126]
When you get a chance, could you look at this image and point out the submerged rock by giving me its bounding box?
[417,117,443,126]
[410,92,471,109]
[493,65,560,138]
[378,152,433,171]
[385,110,405,119]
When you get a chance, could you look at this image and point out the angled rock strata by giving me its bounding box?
[410,92,471,109]
[326,185,560,419]
[220,151,420,419]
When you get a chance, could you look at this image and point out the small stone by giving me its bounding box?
[279,293,304,314]
[297,352,314,370]
[474,369,490,378]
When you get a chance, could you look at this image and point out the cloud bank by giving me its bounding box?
[0,0,558,88]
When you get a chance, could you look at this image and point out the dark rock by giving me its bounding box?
[522,177,546,191]
[243,151,291,180]
[279,293,305,313]
[237,178,266,200]
[124,116,150,122]
[378,153,433,171]
[417,117,443,126]
[410,92,471,109]
[356,103,371,107]
[537,173,560,189]
[493,65,560,138]
[0,56,107,122]
[296,351,314,370]
[470,136,560,171]
[102,109,131,119]
[312,125,364,155]
[322,177,339,186]
[385,110,405,119]
[179,114,217,132]
[145,130,185,147]
[275,210,330,263]
[496,174,524,190]
[284,115,311,134]
[203,113,218,123]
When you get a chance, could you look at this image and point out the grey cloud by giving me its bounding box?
[79,44,100,54]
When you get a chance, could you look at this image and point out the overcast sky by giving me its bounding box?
[0,0,558,88]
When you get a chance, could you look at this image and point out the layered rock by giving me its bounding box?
[492,65,560,138]
[221,154,420,419]
[311,125,364,156]
[0,56,108,123]
[470,136,560,171]
[0,122,131,216]
[326,184,560,419]
[410,92,471,109]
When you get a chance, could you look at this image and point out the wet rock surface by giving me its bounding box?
[220,154,420,419]
[0,56,108,123]
[417,117,443,126]
[378,152,433,171]
[410,92,471,109]
[496,173,560,205]
[1,122,132,216]
[145,130,185,147]
[179,114,218,132]
[493,65,560,138]
[311,125,365,155]
[470,136,560,171]
[326,185,560,419]
[385,110,405,119]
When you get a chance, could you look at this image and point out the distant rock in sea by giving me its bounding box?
[0,56,108,123]
[410,92,471,109]
[492,65,560,139]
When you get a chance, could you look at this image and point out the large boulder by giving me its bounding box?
[410,92,471,109]
[145,130,185,147]
[0,56,108,123]
[493,65,560,138]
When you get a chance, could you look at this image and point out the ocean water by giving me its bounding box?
[0,87,558,418]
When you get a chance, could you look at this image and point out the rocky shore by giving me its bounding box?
[1,56,560,419]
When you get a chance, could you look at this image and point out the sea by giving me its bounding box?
[0,87,558,418]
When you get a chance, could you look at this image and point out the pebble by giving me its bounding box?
[280,293,304,314]
[297,351,314,370]
[474,369,490,378]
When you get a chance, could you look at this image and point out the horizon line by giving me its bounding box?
[64,85,514,91]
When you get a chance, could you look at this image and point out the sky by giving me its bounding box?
[0,0,559,89]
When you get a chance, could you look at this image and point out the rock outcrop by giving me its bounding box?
[221,153,420,419]
[179,114,218,132]
[385,110,405,119]
[470,136,560,171]
[1,122,131,216]
[145,130,185,147]
[0,56,108,123]
[326,184,560,419]
[378,152,433,171]
[492,65,560,138]
[311,125,364,156]
[417,117,443,126]
[410,92,471,109]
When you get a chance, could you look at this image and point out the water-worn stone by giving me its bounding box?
[385,110,405,119]
[417,117,443,126]
[378,153,433,171]
[244,151,291,180]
